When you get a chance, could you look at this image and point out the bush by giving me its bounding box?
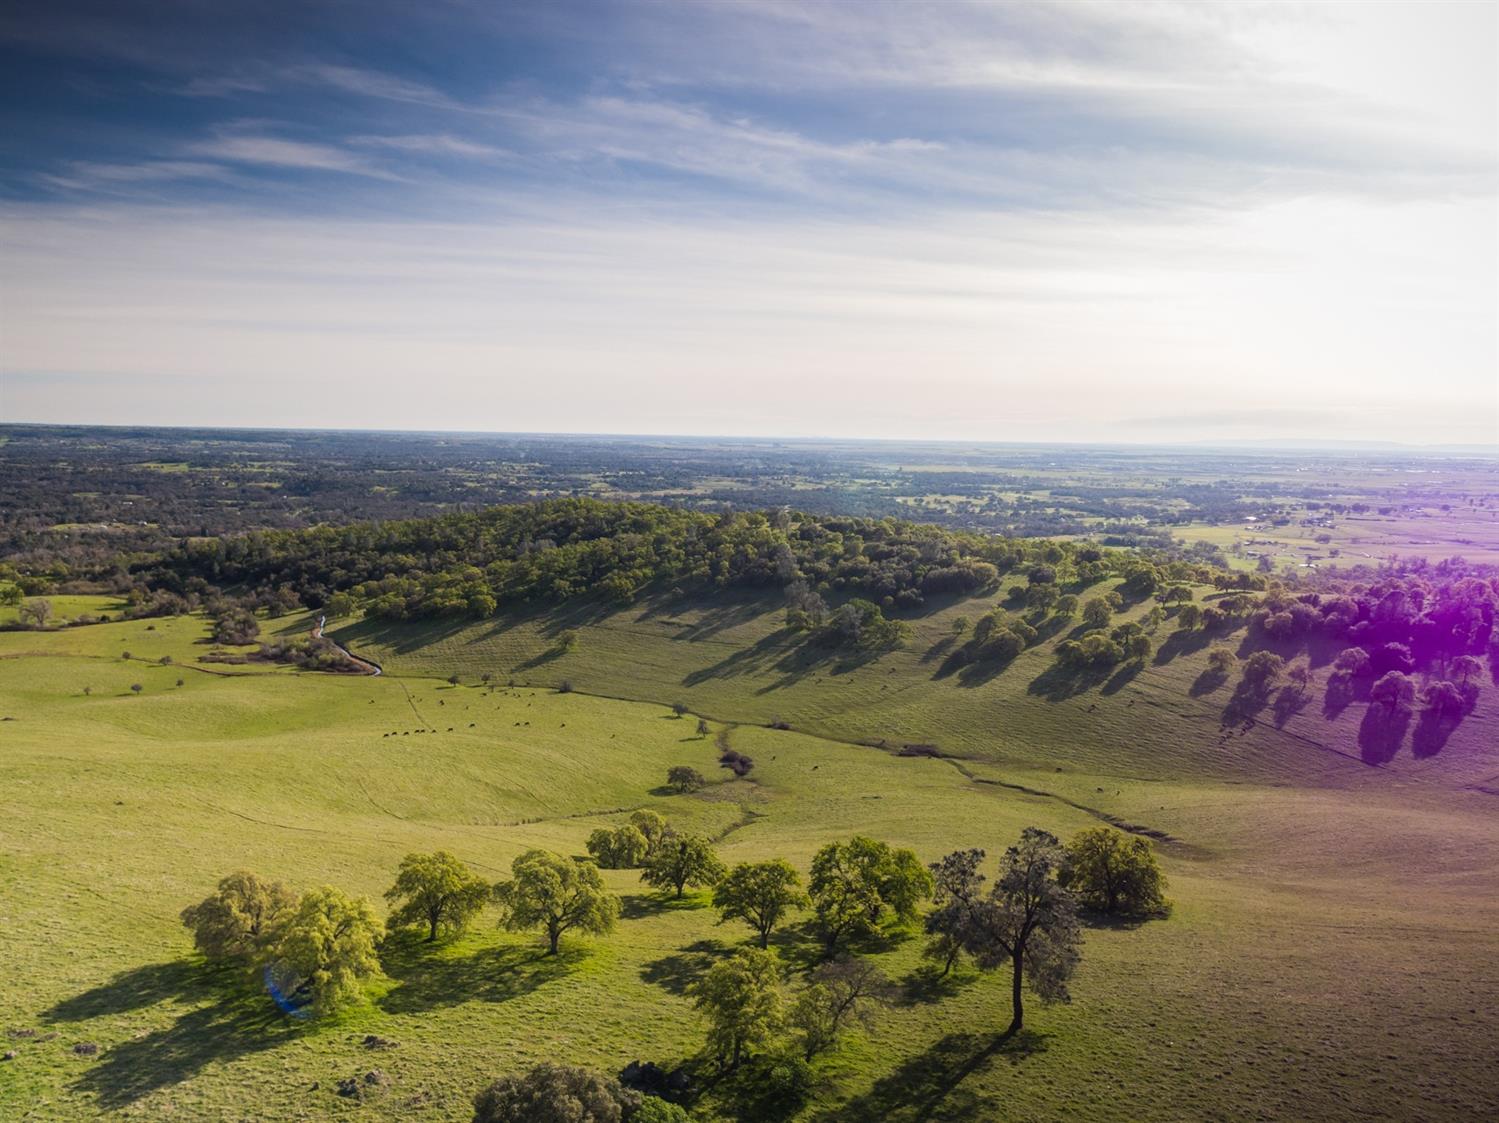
[473,1063,638,1123]
[1206,646,1237,674]
[212,606,260,646]
[720,749,754,777]
[666,766,706,793]
[631,1097,689,1123]
[1061,827,1169,917]
[731,1053,813,1121]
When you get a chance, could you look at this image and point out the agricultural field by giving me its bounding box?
[2,589,1496,1120]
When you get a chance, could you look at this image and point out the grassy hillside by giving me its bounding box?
[339,579,1499,794]
[2,609,1496,1120]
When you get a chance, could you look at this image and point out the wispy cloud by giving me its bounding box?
[350,133,510,160]
[186,132,393,178]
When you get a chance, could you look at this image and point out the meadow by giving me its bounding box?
[2,590,1496,1121]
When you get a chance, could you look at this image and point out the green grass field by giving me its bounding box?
[2,603,1496,1121]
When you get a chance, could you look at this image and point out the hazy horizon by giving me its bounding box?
[3,1,1496,445]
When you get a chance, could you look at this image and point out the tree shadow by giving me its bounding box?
[1357,705,1411,766]
[620,893,709,921]
[1152,629,1212,666]
[952,653,1019,688]
[1026,662,1112,702]
[73,994,297,1111]
[640,939,731,995]
[1189,668,1228,697]
[512,646,565,671]
[332,615,475,657]
[1099,661,1144,695]
[1220,682,1272,725]
[378,937,578,1014]
[43,964,299,1112]
[896,965,978,1007]
[44,960,213,1022]
[920,635,957,665]
[683,629,797,688]
[1270,686,1311,727]
[1411,710,1462,759]
[816,1029,1048,1122]
[748,640,886,694]
[1322,672,1359,718]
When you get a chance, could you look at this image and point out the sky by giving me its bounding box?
[1,0,1495,446]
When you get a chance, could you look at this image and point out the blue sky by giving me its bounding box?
[2,0,1495,444]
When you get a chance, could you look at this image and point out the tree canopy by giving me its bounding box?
[472,1062,638,1123]
[494,850,619,955]
[384,851,491,942]
[1060,828,1169,917]
[642,834,726,899]
[713,859,807,948]
[927,829,1081,1033]
[272,885,384,1015]
[179,870,298,963]
[692,947,783,1070]
[809,836,932,954]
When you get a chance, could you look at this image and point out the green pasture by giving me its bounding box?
[0,609,1495,1121]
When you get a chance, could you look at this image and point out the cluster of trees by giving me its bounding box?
[137,498,1157,623]
[181,821,1165,1036]
[180,872,384,1016]
[1249,573,1497,668]
[947,608,1039,666]
[176,822,1168,1123]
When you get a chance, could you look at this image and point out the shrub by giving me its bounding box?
[1061,828,1169,917]
[666,766,707,793]
[1206,646,1237,674]
[212,606,260,646]
[632,1097,689,1123]
[720,749,754,777]
[472,1063,638,1123]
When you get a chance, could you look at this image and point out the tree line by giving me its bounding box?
[136,498,1171,622]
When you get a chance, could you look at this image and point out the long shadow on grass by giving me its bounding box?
[379,936,579,1014]
[1271,685,1311,727]
[1190,668,1229,697]
[640,939,731,995]
[45,960,207,1022]
[46,964,297,1111]
[1026,661,1112,702]
[1357,705,1411,766]
[683,629,797,687]
[1411,709,1462,759]
[620,892,715,921]
[815,1029,1047,1122]
[896,965,979,1007]
[1152,628,1212,666]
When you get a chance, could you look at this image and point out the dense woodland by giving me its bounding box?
[129,499,1186,622]
[8,426,1493,592]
